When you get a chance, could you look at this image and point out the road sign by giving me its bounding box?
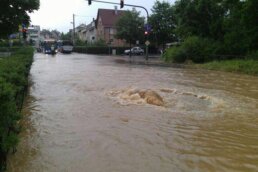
[145,40,150,46]
[144,24,151,32]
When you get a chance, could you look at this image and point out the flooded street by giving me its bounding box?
[7,53,258,172]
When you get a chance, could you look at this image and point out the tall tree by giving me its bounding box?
[222,0,258,54]
[222,0,247,54]
[149,1,176,47]
[174,0,224,40]
[238,0,258,52]
[115,10,145,48]
[0,0,39,39]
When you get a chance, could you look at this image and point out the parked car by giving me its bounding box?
[124,47,144,55]
[57,40,73,53]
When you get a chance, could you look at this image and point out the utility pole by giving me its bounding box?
[73,14,76,45]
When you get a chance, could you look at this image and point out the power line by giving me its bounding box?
[74,14,94,18]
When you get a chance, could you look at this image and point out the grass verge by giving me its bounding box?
[200,60,258,75]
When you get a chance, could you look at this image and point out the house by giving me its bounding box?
[85,19,97,44]
[75,24,87,41]
[96,8,127,47]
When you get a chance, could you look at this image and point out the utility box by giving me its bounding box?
[112,49,116,55]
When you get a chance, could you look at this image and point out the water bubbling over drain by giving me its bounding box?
[107,87,228,115]
[107,88,165,106]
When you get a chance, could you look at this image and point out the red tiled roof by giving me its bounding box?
[96,9,125,27]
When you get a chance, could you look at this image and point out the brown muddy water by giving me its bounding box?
[7,53,258,172]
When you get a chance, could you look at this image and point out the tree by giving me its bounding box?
[61,32,72,41]
[174,0,224,40]
[241,0,258,52]
[0,0,39,39]
[115,10,145,49]
[149,1,176,47]
[41,29,61,40]
[221,0,258,54]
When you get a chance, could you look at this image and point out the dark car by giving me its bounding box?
[42,40,58,55]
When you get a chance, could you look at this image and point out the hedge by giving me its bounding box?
[73,46,160,55]
[0,47,23,53]
[0,40,23,47]
[73,46,128,55]
[0,47,34,171]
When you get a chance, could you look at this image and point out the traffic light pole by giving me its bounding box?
[90,0,149,60]
[73,14,76,45]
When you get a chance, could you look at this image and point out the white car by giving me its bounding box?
[58,40,74,53]
[124,47,144,55]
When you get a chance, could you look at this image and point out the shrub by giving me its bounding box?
[75,39,87,46]
[223,30,248,56]
[89,39,107,47]
[73,46,132,55]
[247,50,258,60]
[73,46,109,54]
[182,36,215,63]
[0,40,23,47]
[163,36,218,63]
[0,47,34,171]
[163,46,187,63]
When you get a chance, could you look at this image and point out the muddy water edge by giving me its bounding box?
[7,53,258,172]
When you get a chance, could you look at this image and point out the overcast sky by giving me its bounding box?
[29,0,175,33]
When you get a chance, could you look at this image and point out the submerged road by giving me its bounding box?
[7,53,258,172]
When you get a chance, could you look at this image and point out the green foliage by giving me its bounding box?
[60,32,72,41]
[74,39,108,47]
[0,47,34,170]
[163,36,216,63]
[115,10,145,45]
[73,46,109,54]
[0,40,23,47]
[174,0,224,40]
[149,1,176,46]
[238,0,258,52]
[163,46,187,63]
[91,39,107,47]
[0,0,40,39]
[75,39,86,46]
[163,0,258,64]
[247,51,258,60]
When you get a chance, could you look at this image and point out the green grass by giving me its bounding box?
[201,60,258,75]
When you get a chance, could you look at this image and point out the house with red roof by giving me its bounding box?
[96,8,127,47]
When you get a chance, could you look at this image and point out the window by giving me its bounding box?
[110,28,114,34]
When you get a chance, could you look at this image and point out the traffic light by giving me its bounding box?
[22,28,27,39]
[120,0,124,8]
[88,0,92,5]
[144,31,148,35]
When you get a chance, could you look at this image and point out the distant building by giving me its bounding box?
[27,25,41,47]
[96,8,127,47]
